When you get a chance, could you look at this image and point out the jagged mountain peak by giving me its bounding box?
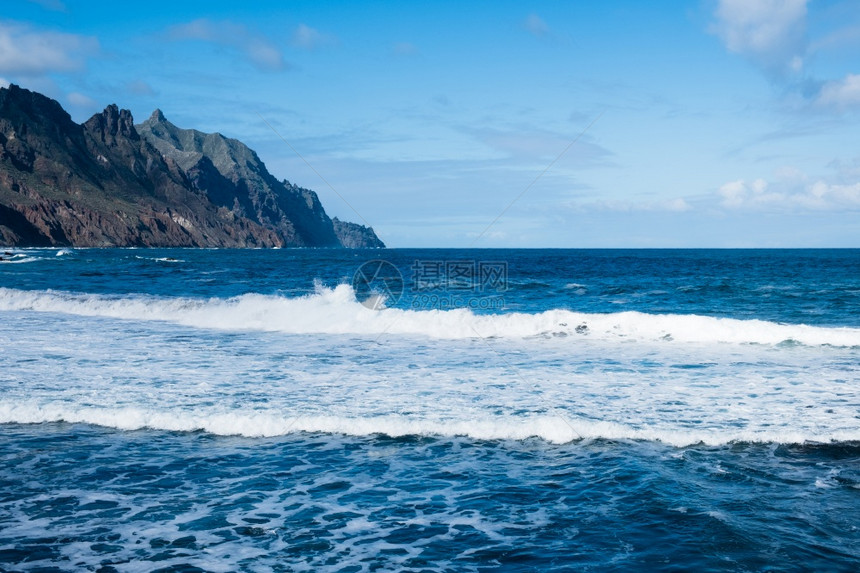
[137,111,257,177]
[84,103,139,142]
[0,85,384,248]
[136,111,342,247]
[0,84,79,146]
[0,84,71,121]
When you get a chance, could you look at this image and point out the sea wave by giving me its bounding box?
[134,255,184,263]
[0,248,75,263]
[0,285,859,346]
[0,252,41,264]
[1,402,857,447]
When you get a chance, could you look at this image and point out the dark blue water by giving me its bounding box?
[1,248,859,571]
[2,248,859,324]
[2,425,860,572]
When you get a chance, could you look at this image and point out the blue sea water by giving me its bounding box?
[1,248,859,571]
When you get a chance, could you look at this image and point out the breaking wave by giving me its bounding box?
[3,402,858,447]
[1,285,859,346]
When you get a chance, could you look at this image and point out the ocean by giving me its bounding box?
[0,248,859,571]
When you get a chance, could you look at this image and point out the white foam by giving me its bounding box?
[134,255,184,263]
[2,290,858,449]
[0,253,40,264]
[1,402,857,447]
[0,286,858,346]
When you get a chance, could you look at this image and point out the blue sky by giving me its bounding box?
[2,0,859,247]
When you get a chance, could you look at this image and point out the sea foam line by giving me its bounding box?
[0,286,858,346]
[2,402,858,447]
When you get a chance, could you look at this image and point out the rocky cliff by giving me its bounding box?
[0,85,384,248]
[332,217,385,248]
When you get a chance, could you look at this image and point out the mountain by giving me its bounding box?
[331,217,385,248]
[0,84,384,248]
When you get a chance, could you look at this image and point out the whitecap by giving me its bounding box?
[0,285,858,347]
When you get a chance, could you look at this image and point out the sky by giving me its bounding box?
[1,0,859,247]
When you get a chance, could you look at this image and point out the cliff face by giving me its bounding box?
[0,85,384,248]
[332,217,386,248]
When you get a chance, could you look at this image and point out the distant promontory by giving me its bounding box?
[0,85,384,248]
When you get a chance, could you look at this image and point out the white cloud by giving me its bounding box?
[466,125,613,166]
[168,19,287,71]
[718,180,746,207]
[66,92,97,108]
[0,77,8,88]
[711,0,808,78]
[290,24,337,51]
[126,80,155,96]
[810,23,860,53]
[244,41,285,70]
[664,197,693,212]
[815,73,860,110]
[0,21,99,75]
[710,1,860,111]
[719,178,776,207]
[565,197,693,213]
[717,172,860,211]
[523,14,550,38]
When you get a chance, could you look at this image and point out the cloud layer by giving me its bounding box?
[168,19,286,71]
[0,21,98,76]
[718,171,860,211]
[711,0,808,78]
[523,14,550,39]
[711,0,860,112]
[815,74,860,110]
[290,24,337,51]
